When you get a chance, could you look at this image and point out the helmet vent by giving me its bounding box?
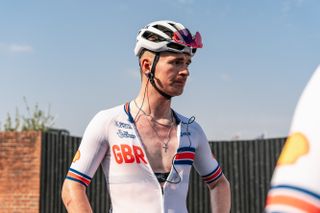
[153,25,174,38]
[142,31,166,43]
[168,23,181,32]
[166,42,185,51]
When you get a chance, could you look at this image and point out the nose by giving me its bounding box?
[180,65,190,77]
[180,67,190,76]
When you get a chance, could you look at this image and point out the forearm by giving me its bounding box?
[209,175,231,213]
[62,180,93,213]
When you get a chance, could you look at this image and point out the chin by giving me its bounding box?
[167,84,186,97]
[171,89,184,97]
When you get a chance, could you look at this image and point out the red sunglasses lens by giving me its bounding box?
[173,30,203,48]
[193,32,203,48]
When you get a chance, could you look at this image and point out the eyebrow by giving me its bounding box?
[172,57,192,64]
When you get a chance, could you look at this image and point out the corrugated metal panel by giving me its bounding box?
[40,132,285,213]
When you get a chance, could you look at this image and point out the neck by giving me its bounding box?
[132,81,173,121]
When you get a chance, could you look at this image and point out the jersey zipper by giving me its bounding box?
[130,122,165,212]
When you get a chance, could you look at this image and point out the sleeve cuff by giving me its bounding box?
[202,164,223,185]
[66,168,92,187]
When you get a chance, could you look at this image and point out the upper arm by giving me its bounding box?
[192,124,223,186]
[66,111,109,187]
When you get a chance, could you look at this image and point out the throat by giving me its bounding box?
[133,99,174,126]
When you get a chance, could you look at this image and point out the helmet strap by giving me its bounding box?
[148,53,172,100]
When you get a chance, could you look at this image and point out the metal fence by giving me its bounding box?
[40,131,285,213]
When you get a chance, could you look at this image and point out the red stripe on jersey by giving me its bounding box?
[175,152,195,160]
[67,171,91,186]
[266,194,320,213]
[203,167,222,182]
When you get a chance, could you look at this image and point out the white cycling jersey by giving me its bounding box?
[66,102,223,213]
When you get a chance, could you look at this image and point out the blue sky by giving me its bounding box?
[1,0,319,140]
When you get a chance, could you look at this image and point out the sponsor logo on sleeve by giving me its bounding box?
[72,150,81,163]
[277,132,309,166]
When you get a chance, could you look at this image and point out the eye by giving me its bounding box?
[169,59,183,65]
[175,60,184,65]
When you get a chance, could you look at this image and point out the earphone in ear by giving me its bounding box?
[145,71,153,79]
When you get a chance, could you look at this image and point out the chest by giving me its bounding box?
[106,118,197,187]
[135,121,179,173]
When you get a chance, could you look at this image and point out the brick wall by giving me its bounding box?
[0,131,42,213]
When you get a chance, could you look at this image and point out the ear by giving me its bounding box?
[141,57,152,73]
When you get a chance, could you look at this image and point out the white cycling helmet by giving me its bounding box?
[134,20,203,57]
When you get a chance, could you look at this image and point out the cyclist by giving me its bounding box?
[62,20,231,213]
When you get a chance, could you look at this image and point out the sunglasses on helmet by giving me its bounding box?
[172,30,203,49]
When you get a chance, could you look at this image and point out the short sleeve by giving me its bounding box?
[193,124,223,186]
[66,111,109,187]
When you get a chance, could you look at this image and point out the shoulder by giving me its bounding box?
[96,104,124,118]
[174,111,204,131]
[81,104,130,142]
[173,111,207,143]
[86,104,127,130]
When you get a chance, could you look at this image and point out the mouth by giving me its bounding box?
[174,80,186,86]
[174,78,187,85]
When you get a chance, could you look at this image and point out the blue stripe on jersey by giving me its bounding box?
[202,164,220,178]
[174,160,193,165]
[69,168,92,180]
[177,147,195,153]
[206,172,223,184]
[271,185,320,200]
[124,103,134,123]
[66,176,88,187]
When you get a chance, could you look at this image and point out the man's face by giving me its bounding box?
[154,52,192,97]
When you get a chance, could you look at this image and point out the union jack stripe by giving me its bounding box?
[266,184,320,213]
[202,165,223,185]
[66,168,92,187]
[174,147,195,165]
